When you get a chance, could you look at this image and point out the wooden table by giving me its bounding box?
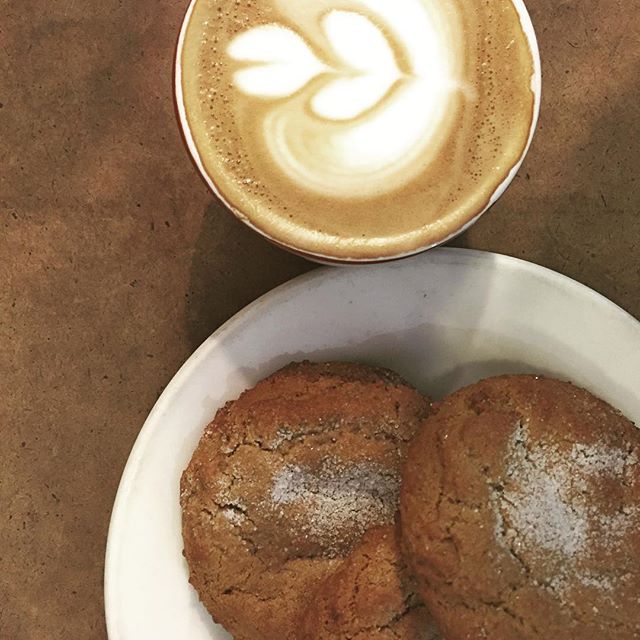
[1,0,639,636]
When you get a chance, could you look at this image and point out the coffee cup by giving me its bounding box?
[176,0,541,263]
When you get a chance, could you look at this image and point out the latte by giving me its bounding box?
[178,0,538,260]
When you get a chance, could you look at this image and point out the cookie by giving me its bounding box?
[400,375,640,640]
[300,525,441,640]
[181,361,431,640]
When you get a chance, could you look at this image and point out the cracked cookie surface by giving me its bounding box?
[300,525,441,640]
[400,375,640,640]
[181,361,431,640]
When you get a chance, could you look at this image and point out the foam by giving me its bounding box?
[311,11,401,121]
[228,24,328,98]
[226,1,461,197]
[181,0,537,259]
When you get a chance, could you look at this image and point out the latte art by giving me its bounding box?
[180,0,538,259]
[228,3,467,198]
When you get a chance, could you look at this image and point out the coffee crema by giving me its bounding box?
[180,0,537,260]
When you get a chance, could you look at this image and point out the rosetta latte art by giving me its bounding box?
[227,0,469,197]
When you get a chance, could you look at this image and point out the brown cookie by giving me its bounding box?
[181,361,431,640]
[400,375,640,640]
[300,525,441,640]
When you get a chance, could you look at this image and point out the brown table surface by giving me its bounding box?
[2,0,639,637]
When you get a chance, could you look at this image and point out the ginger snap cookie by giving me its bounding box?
[181,361,431,640]
[301,525,441,640]
[400,375,640,640]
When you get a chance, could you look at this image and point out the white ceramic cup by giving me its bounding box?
[175,0,542,264]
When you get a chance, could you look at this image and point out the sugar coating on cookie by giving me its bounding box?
[400,375,640,640]
[301,525,442,640]
[181,361,431,640]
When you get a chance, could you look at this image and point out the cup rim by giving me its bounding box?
[174,0,542,264]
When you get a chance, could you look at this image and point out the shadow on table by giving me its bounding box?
[185,197,311,350]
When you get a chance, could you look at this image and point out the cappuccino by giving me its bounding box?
[179,0,537,260]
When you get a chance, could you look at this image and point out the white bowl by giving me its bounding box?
[105,249,640,639]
